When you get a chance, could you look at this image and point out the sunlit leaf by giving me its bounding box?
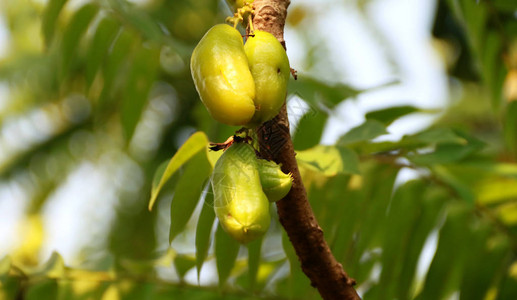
[149,132,209,210]
[215,223,240,288]
[31,251,65,278]
[297,144,359,176]
[476,178,517,205]
[0,256,11,275]
[169,151,212,243]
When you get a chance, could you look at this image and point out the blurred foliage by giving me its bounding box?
[0,0,517,299]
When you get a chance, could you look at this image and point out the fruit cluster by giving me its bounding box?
[190,1,292,243]
[190,24,290,127]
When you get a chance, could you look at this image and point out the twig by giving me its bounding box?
[252,1,360,299]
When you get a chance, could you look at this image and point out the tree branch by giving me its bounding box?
[252,1,361,299]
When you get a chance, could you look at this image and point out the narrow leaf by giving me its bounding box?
[417,204,470,300]
[59,3,99,79]
[169,152,212,243]
[365,105,420,125]
[149,132,209,210]
[288,75,360,109]
[215,223,240,288]
[85,17,120,89]
[174,254,196,280]
[296,145,359,176]
[292,111,328,151]
[195,187,216,280]
[504,101,517,157]
[41,0,68,47]
[246,237,263,290]
[338,120,388,146]
[120,44,161,141]
[98,29,134,112]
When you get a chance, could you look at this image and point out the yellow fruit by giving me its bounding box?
[190,24,256,126]
[244,30,290,125]
[211,142,270,243]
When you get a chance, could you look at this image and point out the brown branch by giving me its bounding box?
[252,1,361,299]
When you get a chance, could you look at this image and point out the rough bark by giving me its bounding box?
[252,1,361,299]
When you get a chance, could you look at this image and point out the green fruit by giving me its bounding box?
[258,159,293,202]
[190,24,256,126]
[211,142,270,244]
[244,30,290,125]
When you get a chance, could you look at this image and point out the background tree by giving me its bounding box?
[1,0,517,299]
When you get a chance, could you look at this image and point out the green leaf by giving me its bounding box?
[169,152,212,243]
[215,223,240,288]
[297,145,360,176]
[354,127,468,154]
[33,251,65,278]
[377,181,426,299]
[482,31,505,110]
[417,204,470,300]
[97,29,134,112]
[396,186,447,300]
[460,229,509,300]
[41,0,68,47]
[59,3,100,79]
[411,128,468,145]
[492,0,517,12]
[174,254,196,280]
[0,256,11,275]
[108,0,165,42]
[195,188,216,280]
[433,165,476,204]
[120,44,161,141]
[504,101,517,157]
[365,105,420,125]
[409,132,484,165]
[149,132,209,210]
[26,280,58,300]
[85,17,120,89]
[288,75,360,109]
[280,231,313,299]
[246,237,263,291]
[338,120,388,146]
[350,163,399,282]
[292,111,328,151]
